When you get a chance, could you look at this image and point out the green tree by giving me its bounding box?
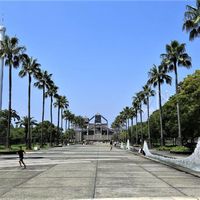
[148,70,200,145]
[16,116,37,148]
[148,64,172,146]
[0,35,25,148]
[161,40,191,145]
[32,121,57,145]
[183,0,200,41]
[0,109,20,147]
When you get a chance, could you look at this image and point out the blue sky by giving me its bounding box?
[0,0,200,126]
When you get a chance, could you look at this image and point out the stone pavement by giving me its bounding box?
[0,143,200,200]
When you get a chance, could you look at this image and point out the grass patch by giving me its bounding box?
[170,146,191,153]
[156,145,192,153]
[156,146,171,151]
[0,144,26,152]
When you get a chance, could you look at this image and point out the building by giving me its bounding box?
[74,113,113,142]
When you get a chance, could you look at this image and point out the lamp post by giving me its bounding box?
[0,25,6,110]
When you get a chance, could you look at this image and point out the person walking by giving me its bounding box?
[17,146,26,169]
[110,140,113,151]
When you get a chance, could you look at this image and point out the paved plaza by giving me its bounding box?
[0,143,200,200]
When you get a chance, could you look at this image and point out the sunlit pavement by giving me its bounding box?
[0,143,200,200]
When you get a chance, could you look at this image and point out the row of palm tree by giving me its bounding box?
[112,0,200,146]
[0,35,69,149]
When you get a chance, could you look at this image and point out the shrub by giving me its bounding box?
[170,146,191,153]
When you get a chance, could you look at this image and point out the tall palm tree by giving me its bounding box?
[148,64,172,146]
[63,109,72,131]
[119,110,127,132]
[59,95,69,131]
[0,35,25,148]
[34,70,52,146]
[54,95,69,142]
[69,113,75,130]
[123,106,131,134]
[183,0,200,41]
[161,41,191,145]
[19,54,40,149]
[132,96,140,144]
[142,83,155,147]
[137,91,145,142]
[133,92,144,143]
[45,82,58,124]
[129,107,136,144]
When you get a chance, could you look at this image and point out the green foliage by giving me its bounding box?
[156,146,172,151]
[170,146,191,153]
[32,121,57,144]
[156,145,191,153]
[118,131,128,142]
[10,128,24,143]
[62,129,76,143]
[149,70,200,142]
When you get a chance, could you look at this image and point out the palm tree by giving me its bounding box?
[161,41,191,145]
[54,94,67,143]
[142,84,155,147]
[34,70,52,146]
[45,82,58,124]
[183,0,200,41]
[148,64,172,146]
[63,109,72,131]
[0,35,25,148]
[16,116,37,148]
[133,92,144,143]
[19,54,40,149]
[129,107,136,144]
[132,96,140,144]
[60,95,69,131]
[123,107,131,134]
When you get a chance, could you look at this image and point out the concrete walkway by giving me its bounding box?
[0,143,200,200]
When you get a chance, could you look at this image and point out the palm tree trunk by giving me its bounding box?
[158,82,164,146]
[65,119,67,132]
[50,95,53,146]
[140,107,143,142]
[27,74,31,149]
[41,86,45,147]
[50,95,53,124]
[61,108,63,131]
[131,118,133,144]
[68,120,70,130]
[135,111,138,145]
[147,96,151,147]
[174,65,182,145]
[57,105,60,144]
[127,119,129,139]
[7,65,12,149]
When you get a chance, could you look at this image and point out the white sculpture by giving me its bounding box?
[143,138,200,172]
[126,139,130,150]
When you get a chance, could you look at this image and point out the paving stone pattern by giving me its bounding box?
[0,144,200,200]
